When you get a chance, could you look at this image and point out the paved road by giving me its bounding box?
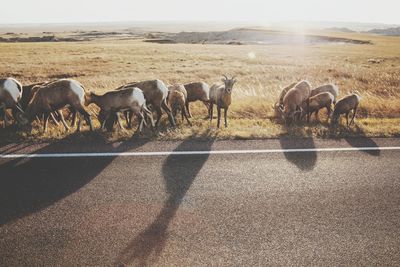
[1,138,400,266]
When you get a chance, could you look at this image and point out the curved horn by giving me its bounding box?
[222,74,228,80]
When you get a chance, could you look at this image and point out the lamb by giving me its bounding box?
[21,79,93,133]
[118,79,175,127]
[183,82,210,118]
[331,93,361,127]
[85,87,154,133]
[0,78,24,128]
[280,80,311,124]
[167,84,191,126]
[310,84,339,104]
[301,92,334,122]
[209,75,236,128]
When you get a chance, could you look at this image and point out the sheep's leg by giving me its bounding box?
[80,108,93,131]
[50,112,60,126]
[350,105,358,125]
[154,106,163,127]
[100,112,110,131]
[116,112,125,131]
[217,106,222,128]
[43,113,50,133]
[143,106,155,130]
[182,106,192,126]
[59,111,70,132]
[209,102,214,122]
[326,106,332,122]
[346,112,350,126]
[70,110,77,128]
[315,110,319,121]
[224,107,228,128]
[186,102,192,118]
[136,112,145,134]
[161,98,176,127]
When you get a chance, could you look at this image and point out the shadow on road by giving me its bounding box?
[343,126,380,156]
[116,139,214,267]
[0,137,149,226]
[279,127,317,171]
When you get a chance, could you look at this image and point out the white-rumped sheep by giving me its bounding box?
[0,77,24,127]
[167,84,191,126]
[280,80,311,124]
[209,75,236,128]
[183,82,210,118]
[119,79,175,127]
[331,93,361,127]
[310,84,339,104]
[86,87,154,133]
[301,92,334,122]
[21,79,93,132]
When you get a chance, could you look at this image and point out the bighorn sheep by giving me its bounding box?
[22,79,93,132]
[301,92,334,122]
[331,93,361,127]
[310,84,339,104]
[85,87,154,133]
[274,82,297,110]
[119,79,175,127]
[0,78,24,127]
[280,80,311,124]
[183,82,210,118]
[167,84,191,126]
[209,75,236,128]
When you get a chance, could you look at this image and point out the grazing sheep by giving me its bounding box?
[85,87,154,133]
[209,75,236,128]
[301,92,334,122]
[183,82,210,118]
[310,84,339,104]
[280,80,311,124]
[274,82,297,109]
[331,93,361,127]
[0,78,24,127]
[119,79,175,127]
[167,84,191,126]
[22,79,93,133]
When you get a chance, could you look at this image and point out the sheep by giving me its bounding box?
[331,93,361,127]
[280,80,311,124]
[310,84,339,104]
[301,92,334,123]
[0,78,24,128]
[21,79,93,133]
[167,84,191,126]
[85,87,154,133]
[209,75,236,128]
[274,82,297,109]
[119,79,175,127]
[183,82,210,118]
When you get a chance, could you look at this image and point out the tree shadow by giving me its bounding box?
[343,125,380,156]
[115,139,214,267]
[279,127,317,171]
[0,137,149,226]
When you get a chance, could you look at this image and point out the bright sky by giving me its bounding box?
[1,0,399,24]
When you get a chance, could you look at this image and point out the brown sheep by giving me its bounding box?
[280,80,311,124]
[183,82,210,118]
[21,79,93,133]
[310,84,339,104]
[331,94,361,127]
[167,84,191,126]
[301,92,334,122]
[209,75,236,128]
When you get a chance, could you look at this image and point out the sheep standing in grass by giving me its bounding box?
[209,75,236,128]
[280,80,311,124]
[21,79,93,133]
[301,92,334,123]
[0,78,24,127]
[167,84,191,126]
[184,82,210,118]
[86,87,154,133]
[331,93,361,127]
[310,84,339,104]
[119,79,175,127]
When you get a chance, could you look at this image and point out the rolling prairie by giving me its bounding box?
[0,29,399,141]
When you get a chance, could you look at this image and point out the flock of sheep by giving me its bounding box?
[0,75,360,135]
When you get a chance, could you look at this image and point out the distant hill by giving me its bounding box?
[325,27,355,33]
[366,27,400,36]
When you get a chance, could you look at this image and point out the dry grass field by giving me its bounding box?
[0,30,399,142]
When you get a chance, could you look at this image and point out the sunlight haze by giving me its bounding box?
[1,0,399,24]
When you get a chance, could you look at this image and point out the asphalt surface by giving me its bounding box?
[0,138,400,266]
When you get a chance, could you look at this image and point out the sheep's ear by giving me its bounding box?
[221,78,226,83]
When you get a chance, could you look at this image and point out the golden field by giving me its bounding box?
[0,30,400,142]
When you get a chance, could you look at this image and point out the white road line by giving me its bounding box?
[0,146,400,158]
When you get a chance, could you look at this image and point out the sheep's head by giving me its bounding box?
[85,91,96,106]
[221,75,236,94]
